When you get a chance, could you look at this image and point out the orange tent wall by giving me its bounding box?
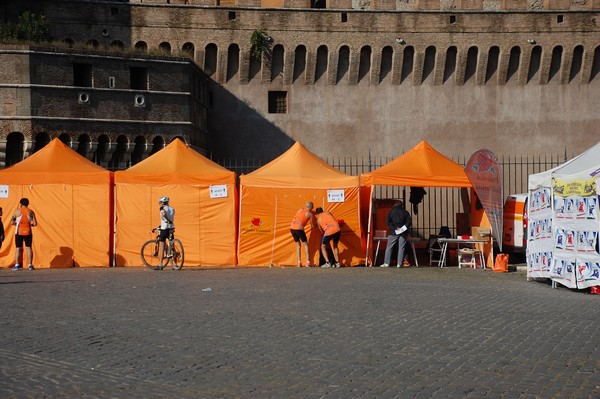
[114,139,237,266]
[0,139,112,268]
[238,142,364,267]
[237,186,363,266]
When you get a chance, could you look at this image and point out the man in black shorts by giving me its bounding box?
[290,201,315,267]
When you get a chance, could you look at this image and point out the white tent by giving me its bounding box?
[527,140,600,289]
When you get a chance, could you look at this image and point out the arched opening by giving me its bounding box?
[109,135,128,169]
[182,42,195,58]
[527,45,542,83]
[422,46,436,84]
[293,45,307,84]
[134,41,148,53]
[63,38,74,48]
[315,45,328,83]
[506,46,521,83]
[548,46,563,83]
[159,42,172,55]
[591,46,600,83]
[485,46,500,84]
[226,44,240,82]
[33,132,51,153]
[443,46,457,83]
[111,40,124,49]
[131,136,146,165]
[569,45,584,83]
[77,134,91,157]
[401,46,415,84]
[5,132,24,167]
[150,136,164,155]
[271,45,285,83]
[336,46,350,84]
[464,46,478,84]
[379,46,393,84]
[58,133,71,147]
[204,43,218,77]
[358,46,372,84]
[95,135,109,165]
[86,39,99,49]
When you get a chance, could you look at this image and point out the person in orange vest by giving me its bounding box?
[290,201,315,267]
[315,207,341,268]
[11,198,38,270]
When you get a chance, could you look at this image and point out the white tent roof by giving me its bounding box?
[528,140,600,190]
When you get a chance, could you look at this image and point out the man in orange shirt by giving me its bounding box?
[11,198,38,270]
[290,201,315,267]
[315,207,341,268]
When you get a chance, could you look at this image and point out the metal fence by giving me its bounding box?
[212,152,569,239]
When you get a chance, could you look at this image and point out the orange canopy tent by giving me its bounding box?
[360,140,473,265]
[0,138,113,268]
[114,139,236,266]
[238,141,364,266]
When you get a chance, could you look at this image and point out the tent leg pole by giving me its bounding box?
[365,187,374,267]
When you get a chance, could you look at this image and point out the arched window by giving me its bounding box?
[150,136,164,155]
[380,46,393,84]
[5,132,24,167]
[485,46,500,84]
[422,46,436,84]
[358,46,372,84]
[159,42,172,55]
[315,45,328,83]
[227,44,240,82]
[63,38,74,48]
[506,46,521,83]
[131,136,146,165]
[204,44,218,77]
[109,135,128,169]
[111,40,124,49]
[293,45,307,84]
[271,45,285,83]
[95,135,110,165]
[444,46,457,83]
[86,39,99,48]
[591,46,600,83]
[464,46,478,84]
[527,45,542,83]
[401,46,415,84]
[336,46,350,84]
[33,132,51,153]
[58,133,71,147]
[569,45,584,83]
[135,41,148,53]
[77,134,91,157]
[182,42,195,58]
[548,46,563,82]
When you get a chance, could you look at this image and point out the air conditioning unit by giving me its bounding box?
[78,92,90,104]
[134,93,146,107]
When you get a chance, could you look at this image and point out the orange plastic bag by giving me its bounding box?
[493,253,509,273]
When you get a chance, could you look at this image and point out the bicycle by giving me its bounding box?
[140,228,184,271]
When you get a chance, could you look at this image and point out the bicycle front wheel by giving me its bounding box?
[169,239,185,270]
[141,240,167,270]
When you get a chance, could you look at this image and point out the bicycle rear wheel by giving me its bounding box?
[169,239,185,270]
[141,240,168,270]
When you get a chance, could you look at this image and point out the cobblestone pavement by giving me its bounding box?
[0,266,598,398]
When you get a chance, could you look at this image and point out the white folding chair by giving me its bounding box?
[428,236,444,267]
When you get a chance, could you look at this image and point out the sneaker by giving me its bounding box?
[380,263,389,268]
[334,262,341,268]
[321,262,331,268]
[306,261,312,267]
[28,265,35,271]
[297,262,302,268]
[12,264,21,271]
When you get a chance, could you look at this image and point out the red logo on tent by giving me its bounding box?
[251,218,262,227]
[473,152,495,173]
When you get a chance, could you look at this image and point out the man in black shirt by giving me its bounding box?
[381,200,412,268]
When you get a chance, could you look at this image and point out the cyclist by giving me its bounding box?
[157,196,175,267]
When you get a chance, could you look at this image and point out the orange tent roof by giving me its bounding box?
[0,138,111,184]
[240,141,358,188]
[361,140,472,187]
[115,139,234,185]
